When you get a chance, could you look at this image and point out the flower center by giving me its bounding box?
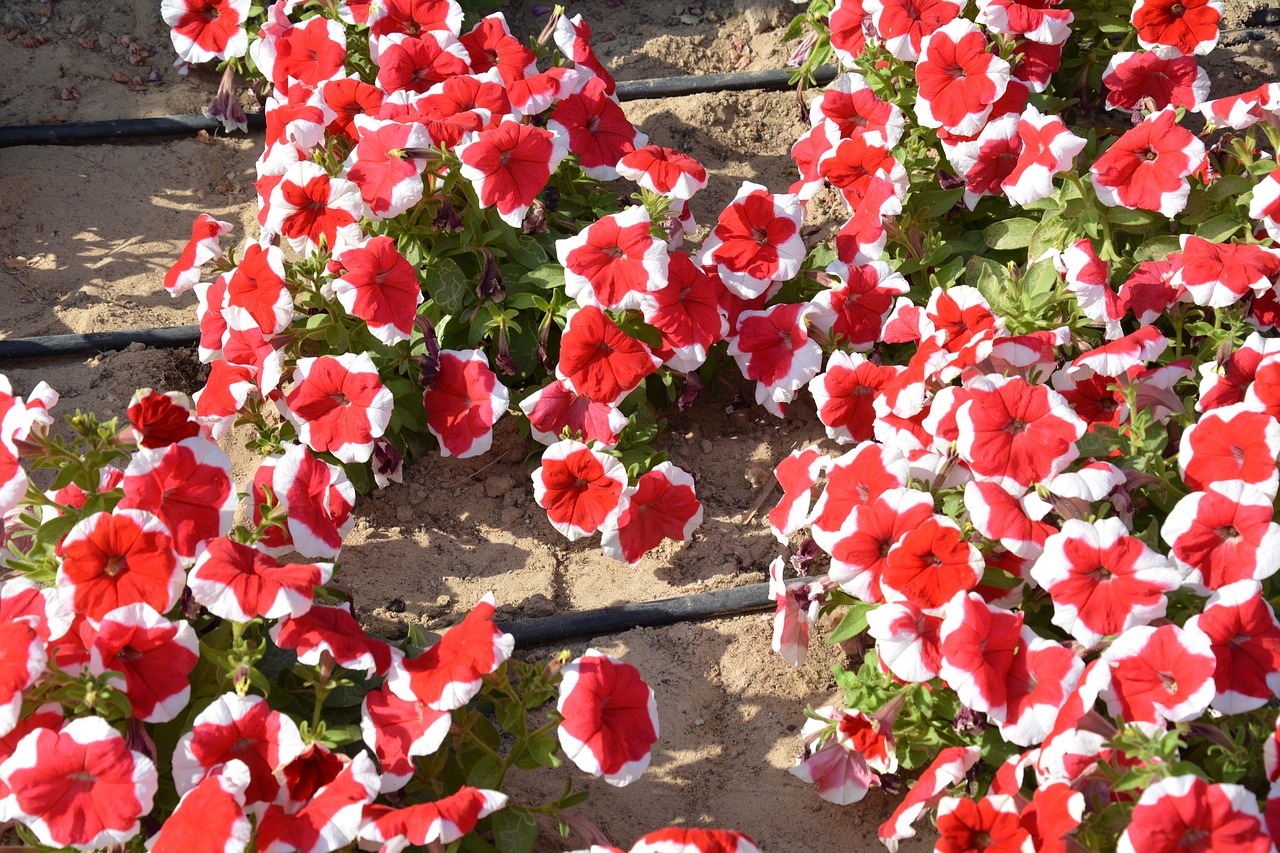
[1159,671,1178,693]
[751,225,770,244]
[1170,1,1186,15]
[1005,417,1028,435]
[1216,524,1242,541]
[104,554,128,578]
[1089,563,1113,582]
[1140,146,1160,162]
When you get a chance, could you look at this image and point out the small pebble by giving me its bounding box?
[395,505,413,523]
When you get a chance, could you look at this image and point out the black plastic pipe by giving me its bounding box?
[0,67,837,148]
[499,580,780,647]
[0,325,200,361]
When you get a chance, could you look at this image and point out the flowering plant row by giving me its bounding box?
[0,380,693,851]
[746,0,1280,849]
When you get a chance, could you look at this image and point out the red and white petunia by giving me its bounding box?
[935,796,1033,853]
[194,361,256,439]
[148,760,252,853]
[225,242,293,337]
[813,261,909,351]
[1186,581,1280,713]
[977,0,1073,44]
[360,685,452,793]
[120,435,236,561]
[700,182,806,299]
[557,206,670,312]
[1102,50,1210,112]
[422,349,509,459]
[1101,623,1216,725]
[532,438,628,541]
[768,447,828,543]
[366,0,464,54]
[1170,235,1280,308]
[284,353,395,465]
[271,603,399,677]
[1067,326,1168,381]
[172,693,305,808]
[548,76,646,181]
[881,516,983,615]
[809,351,904,445]
[126,388,200,450]
[1003,105,1087,207]
[811,72,906,147]
[998,626,1083,746]
[264,161,365,256]
[863,0,965,60]
[1198,82,1280,129]
[162,0,251,63]
[877,746,981,850]
[1118,775,1271,853]
[955,374,1085,491]
[1030,517,1182,648]
[374,33,471,95]
[964,479,1056,560]
[728,302,824,417]
[0,617,45,738]
[867,601,944,683]
[1161,482,1280,592]
[1131,0,1224,56]
[164,213,234,296]
[642,251,728,373]
[819,132,910,212]
[252,443,356,560]
[56,508,183,622]
[1089,108,1206,217]
[344,116,432,219]
[360,788,508,853]
[914,20,1011,137]
[255,751,379,853]
[0,716,157,850]
[88,603,198,723]
[189,537,331,622]
[519,379,628,448]
[829,0,873,64]
[791,705,895,805]
[617,146,708,200]
[331,236,423,346]
[557,648,659,787]
[1251,170,1280,243]
[601,463,702,565]
[629,828,761,853]
[1196,332,1280,413]
[386,593,514,710]
[270,15,347,96]
[456,119,568,228]
[940,113,1022,209]
[769,558,823,666]
[556,306,662,406]
[1063,238,1124,340]
[822,487,935,603]
[939,592,1023,718]
[552,12,614,91]
[1179,403,1280,498]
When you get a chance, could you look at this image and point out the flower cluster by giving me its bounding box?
[764,0,1280,848]
[0,380,672,852]
[162,0,715,565]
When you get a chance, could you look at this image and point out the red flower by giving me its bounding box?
[1102,623,1216,724]
[162,0,250,63]
[1103,50,1210,112]
[120,435,235,561]
[768,447,828,543]
[630,828,761,853]
[532,439,628,541]
[809,352,903,444]
[265,161,365,256]
[284,353,395,465]
[642,251,728,373]
[811,72,905,147]
[1161,482,1280,592]
[172,693,305,808]
[556,305,662,406]
[194,360,256,440]
[1131,0,1223,56]
[456,119,568,228]
[386,594,514,710]
[1030,517,1181,648]
[519,379,628,448]
[601,463,703,565]
[0,716,157,850]
[226,242,293,336]
[552,13,616,94]
[367,0,464,48]
[322,77,385,140]
[252,444,356,560]
[881,516,982,615]
[829,0,872,63]
[819,133,908,211]
[548,76,645,181]
[977,0,1074,44]
[88,604,198,723]
[1187,581,1280,713]
[935,795,1032,853]
[1118,776,1271,853]
[458,13,536,84]
[1171,235,1280,308]
[189,537,330,622]
[1251,170,1280,243]
[271,603,398,677]
[617,145,708,199]
[791,705,894,805]
[271,16,347,95]
[914,20,1011,136]
[345,116,432,219]
[332,236,423,346]
[822,487,935,603]
[1062,238,1124,340]
[728,302,824,417]
[361,788,508,852]
[127,388,201,449]
[811,261,909,350]
[878,747,980,849]
[255,752,379,853]
[375,34,471,94]
[360,685,451,792]
[1003,105,1087,207]
[164,213,233,296]
[998,626,1083,746]
[864,0,965,60]
[1179,403,1280,498]
[1090,108,1205,217]
[0,617,46,738]
[557,207,669,312]
[422,349,509,459]
[148,760,252,853]
[557,648,659,786]
[939,593,1023,717]
[1198,82,1280,129]
[57,509,183,622]
[701,182,806,299]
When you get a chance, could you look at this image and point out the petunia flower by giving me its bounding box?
[1131,0,1223,56]
[0,617,45,738]
[421,349,509,459]
[1170,235,1280,309]
[162,0,251,64]
[1186,581,1280,714]
[977,0,1074,44]
[728,302,824,417]
[360,788,508,853]
[270,15,347,96]
[1089,108,1205,217]
[456,119,568,228]
[935,795,1032,853]
[386,593,514,710]
[360,684,452,793]
[264,161,365,256]
[617,146,708,200]
[255,751,380,853]
[189,537,330,622]
[331,236,423,346]
[147,760,252,853]
[641,251,728,373]
[271,603,399,677]
[1103,50,1210,112]
[914,20,1011,136]
[1161,481,1280,592]
[629,828,761,853]
[87,603,198,723]
[225,242,293,336]
[600,462,702,565]
[251,443,356,560]
[829,0,873,64]
[548,76,646,181]
[284,353,395,465]
[809,351,905,444]
[791,705,895,805]
[557,206,670,312]
[164,213,234,296]
[367,0,464,54]
[553,12,616,94]
[1003,105,1087,207]
[998,625,1083,745]
[1179,403,1280,498]
[556,305,662,406]
[375,33,471,95]
[700,182,806,300]
[821,487,935,603]
[939,592,1023,718]
[810,72,905,147]
[519,379,628,448]
[768,557,823,666]
[863,0,964,60]
[459,13,537,84]
[557,648,659,787]
[1118,775,1271,853]
[768,447,828,543]
[532,439,628,541]
[120,435,235,561]
[57,508,183,622]
[344,115,432,219]
[1101,623,1216,725]
[877,746,981,850]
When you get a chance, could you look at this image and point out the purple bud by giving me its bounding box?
[204,64,248,134]
[372,438,405,489]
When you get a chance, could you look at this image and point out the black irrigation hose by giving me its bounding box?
[0,325,200,361]
[0,67,836,149]
[498,580,781,647]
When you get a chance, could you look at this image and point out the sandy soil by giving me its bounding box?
[1,0,1278,848]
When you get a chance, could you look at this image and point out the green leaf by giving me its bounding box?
[521,262,566,292]
[1193,213,1243,243]
[424,257,470,315]
[1019,258,1060,308]
[827,602,876,644]
[1106,207,1160,228]
[1133,235,1182,263]
[466,754,505,789]
[914,188,963,218]
[492,807,539,853]
[1028,213,1074,260]
[982,218,1038,251]
[1076,425,1126,458]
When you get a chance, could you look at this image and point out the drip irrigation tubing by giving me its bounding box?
[0,66,837,148]
[497,580,784,647]
[0,325,200,362]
